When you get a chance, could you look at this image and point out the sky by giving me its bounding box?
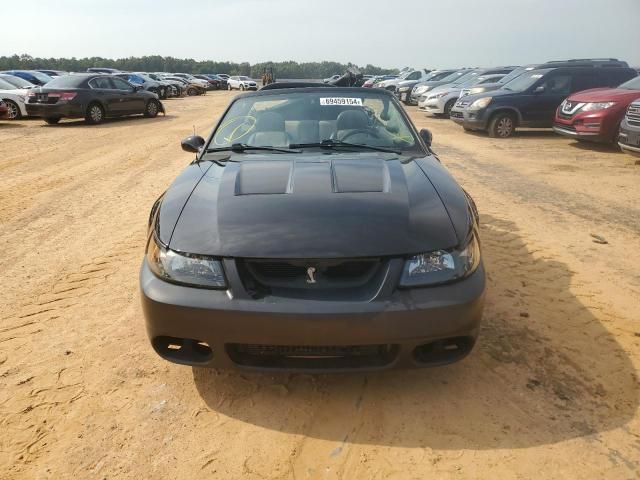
[3,0,640,68]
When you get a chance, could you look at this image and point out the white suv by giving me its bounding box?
[227,76,258,91]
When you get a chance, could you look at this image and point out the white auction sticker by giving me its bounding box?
[320,97,363,106]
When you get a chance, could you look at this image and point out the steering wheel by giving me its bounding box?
[340,128,381,141]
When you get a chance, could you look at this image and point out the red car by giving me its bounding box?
[553,75,640,145]
[0,101,9,119]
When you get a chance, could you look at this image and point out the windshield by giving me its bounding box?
[0,75,33,88]
[28,71,54,84]
[502,69,552,91]
[451,70,480,85]
[619,76,640,90]
[428,70,454,81]
[439,70,467,83]
[0,78,17,90]
[209,90,418,153]
[239,76,252,81]
[498,65,537,84]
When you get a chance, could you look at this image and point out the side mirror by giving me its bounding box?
[181,135,205,153]
[534,85,545,94]
[419,128,433,147]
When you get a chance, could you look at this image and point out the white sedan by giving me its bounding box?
[227,76,258,91]
[0,77,29,119]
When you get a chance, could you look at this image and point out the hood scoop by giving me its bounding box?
[234,158,389,196]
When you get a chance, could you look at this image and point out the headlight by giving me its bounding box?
[399,86,411,92]
[146,236,227,289]
[435,91,449,98]
[399,233,481,287]
[468,97,492,111]
[468,87,485,95]
[581,102,616,112]
[414,86,431,95]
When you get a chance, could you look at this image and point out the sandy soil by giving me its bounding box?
[1,92,639,479]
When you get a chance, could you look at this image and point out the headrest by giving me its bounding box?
[255,112,285,131]
[336,109,369,131]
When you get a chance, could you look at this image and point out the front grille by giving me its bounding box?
[627,104,640,126]
[227,343,399,369]
[241,258,381,290]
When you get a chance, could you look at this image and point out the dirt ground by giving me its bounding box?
[1,91,639,479]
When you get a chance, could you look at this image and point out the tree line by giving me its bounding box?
[0,54,398,78]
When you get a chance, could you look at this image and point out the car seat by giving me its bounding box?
[248,112,290,147]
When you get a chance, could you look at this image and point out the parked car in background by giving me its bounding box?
[618,100,640,155]
[148,73,184,97]
[25,74,164,125]
[115,73,167,99]
[172,73,210,91]
[0,73,36,90]
[363,75,397,88]
[163,76,205,96]
[376,69,431,92]
[323,74,340,83]
[87,67,121,74]
[193,74,223,90]
[216,74,230,80]
[1,70,53,86]
[37,70,68,77]
[0,77,30,119]
[420,68,515,117]
[451,64,637,138]
[553,75,640,145]
[227,75,258,91]
[399,69,459,104]
[202,74,228,89]
[411,69,479,106]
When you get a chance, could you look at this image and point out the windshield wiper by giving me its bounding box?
[290,139,401,155]
[206,143,301,154]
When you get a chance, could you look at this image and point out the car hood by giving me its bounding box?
[567,87,640,102]
[163,154,462,258]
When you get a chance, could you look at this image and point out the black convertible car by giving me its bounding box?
[140,87,485,371]
[25,74,164,125]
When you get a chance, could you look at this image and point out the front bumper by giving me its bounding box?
[140,260,486,372]
[618,121,640,155]
[419,96,446,114]
[552,124,603,141]
[25,102,85,119]
[449,107,491,130]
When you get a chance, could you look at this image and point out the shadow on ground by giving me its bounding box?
[193,214,638,450]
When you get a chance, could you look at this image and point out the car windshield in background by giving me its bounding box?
[0,78,17,90]
[619,76,640,90]
[29,71,54,83]
[0,75,33,88]
[502,69,552,91]
[451,71,479,85]
[42,75,86,88]
[498,66,535,84]
[239,76,252,81]
[209,90,418,153]
[439,71,466,83]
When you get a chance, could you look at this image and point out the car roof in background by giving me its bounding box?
[238,86,396,98]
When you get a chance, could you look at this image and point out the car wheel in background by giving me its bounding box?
[240,84,245,91]
[228,84,232,91]
[444,99,456,118]
[144,100,160,118]
[159,87,166,99]
[4,100,21,119]
[488,112,516,138]
[85,102,105,125]
[187,87,197,96]
[44,117,61,125]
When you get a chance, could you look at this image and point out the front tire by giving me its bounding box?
[240,84,245,91]
[443,99,456,118]
[85,102,104,125]
[488,112,516,138]
[187,87,197,96]
[4,100,21,119]
[228,84,232,91]
[144,99,160,118]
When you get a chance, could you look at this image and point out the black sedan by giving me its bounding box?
[140,87,485,372]
[25,74,164,125]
